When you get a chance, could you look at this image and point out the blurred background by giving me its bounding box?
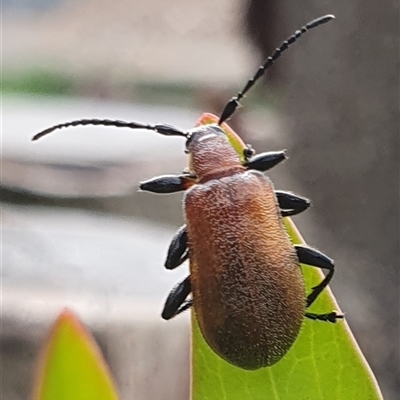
[2,0,398,399]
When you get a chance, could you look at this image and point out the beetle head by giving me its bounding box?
[185,124,243,180]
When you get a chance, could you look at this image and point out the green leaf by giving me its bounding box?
[191,115,383,400]
[30,308,119,400]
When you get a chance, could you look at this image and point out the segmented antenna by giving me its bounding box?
[218,14,335,125]
[32,119,187,141]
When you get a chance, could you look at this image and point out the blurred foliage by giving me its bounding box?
[2,69,73,95]
[1,68,277,112]
[30,308,119,400]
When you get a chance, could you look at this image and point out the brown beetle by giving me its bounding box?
[33,15,342,369]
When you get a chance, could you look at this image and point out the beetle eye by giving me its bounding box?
[184,132,194,152]
[243,145,256,160]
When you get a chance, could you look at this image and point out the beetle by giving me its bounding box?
[33,15,343,369]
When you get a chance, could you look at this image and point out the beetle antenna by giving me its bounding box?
[218,14,335,125]
[32,119,187,141]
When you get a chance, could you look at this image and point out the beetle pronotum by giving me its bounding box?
[33,15,342,369]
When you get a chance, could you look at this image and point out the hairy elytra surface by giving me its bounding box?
[185,127,305,369]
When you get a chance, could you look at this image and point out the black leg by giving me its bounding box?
[295,245,335,308]
[244,150,286,172]
[305,312,344,323]
[276,190,311,217]
[140,174,195,194]
[162,276,192,320]
[165,225,188,270]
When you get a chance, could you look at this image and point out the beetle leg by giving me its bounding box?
[295,245,335,307]
[140,174,195,194]
[244,150,286,172]
[275,190,311,217]
[165,225,188,270]
[305,311,344,323]
[162,276,192,320]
